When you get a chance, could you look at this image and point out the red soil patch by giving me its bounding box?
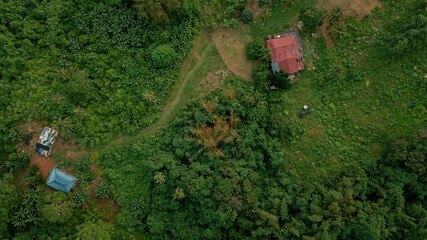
[17,121,83,180]
[98,198,121,223]
[318,22,335,48]
[29,154,56,180]
[308,127,324,136]
[200,72,221,96]
[246,0,261,18]
[62,151,88,160]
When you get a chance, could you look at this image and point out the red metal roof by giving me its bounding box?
[266,36,303,74]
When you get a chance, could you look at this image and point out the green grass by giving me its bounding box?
[88,34,228,151]
[250,0,322,39]
[278,44,425,180]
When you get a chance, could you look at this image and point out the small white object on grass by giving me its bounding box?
[303,105,308,110]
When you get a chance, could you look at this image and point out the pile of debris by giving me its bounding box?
[35,127,58,156]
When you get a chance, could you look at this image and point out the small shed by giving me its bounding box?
[46,168,76,193]
[35,127,58,156]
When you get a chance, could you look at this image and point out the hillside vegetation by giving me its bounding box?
[0,0,425,239]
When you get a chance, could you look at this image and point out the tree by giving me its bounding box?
[251,62,272,86]
[73,189,90,207]
[385,136,426,179]
[37,191,76,224]
[62,70,94,105]
[132,0,181,23]
[241,9,253,24]
[270,70,291,90]
[151,44,177,68]
[76,220,112,240]
[299,7,324,32]
[391,14,426,55]
[95,182,112,199]
[0,174,18,239]
[246,40,265,60]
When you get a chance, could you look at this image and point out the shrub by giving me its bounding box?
[6,152,30,171]
[73,189,90,207]
[62,70,94,105]
[251,62,273,86]
[299,7,324,33]
[256,0,271,6]
[151,44,177,68]
[246,40,265,60]
[27,165,39,177]
[271,70,291,90]
[95,182,112,199]
[241,9,253,24]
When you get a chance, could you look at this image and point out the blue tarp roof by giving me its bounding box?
[47,168,76,193]
[271,62,280,74]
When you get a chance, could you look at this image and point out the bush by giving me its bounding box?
[270,71,291,90]
[246,40,265,60]
[62,70,94,105]
[251,62,273,86]
[256,0,271,6]
[241,9,253,24]
[95,182,112,199]
[5,152,30,171]
[299,7,324,33]
[73,189,90,207]
[151,44,177,68]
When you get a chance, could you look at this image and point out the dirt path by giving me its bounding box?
[92,35,220,150]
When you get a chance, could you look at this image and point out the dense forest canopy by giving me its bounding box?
[1,0,426,239]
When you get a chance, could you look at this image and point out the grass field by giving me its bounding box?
[89,34,229,151]
[250,0,320,39]
[212,25,257,81]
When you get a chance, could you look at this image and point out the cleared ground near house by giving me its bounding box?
[212,25,257,82]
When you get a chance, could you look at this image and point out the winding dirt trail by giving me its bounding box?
[92,35,217,150]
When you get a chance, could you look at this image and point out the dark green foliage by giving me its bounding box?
[251,62,273,86]
[73,189,90,207]
[151,44,177,68]
[12,189,41,230]
[26,165,44,187]
[0,174,17,239]
[241,9,253,24]
[132,0,181,23]
[37,191,76,224]
[390,14,426,55]
[256,0,271,6]
[74,155,95,187]
[385,136,426,179]
[0,0,196,147]
[76,220,112,240]
[95,182,112,199]
[5,152,29,171]
[246,39,265,60]
[62,70,94,105]
[270,70,291,89]
[299,7,324,32]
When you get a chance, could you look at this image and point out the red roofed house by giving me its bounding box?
[266,35,304,75]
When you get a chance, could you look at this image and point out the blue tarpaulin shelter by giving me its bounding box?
[47,168,76,193]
